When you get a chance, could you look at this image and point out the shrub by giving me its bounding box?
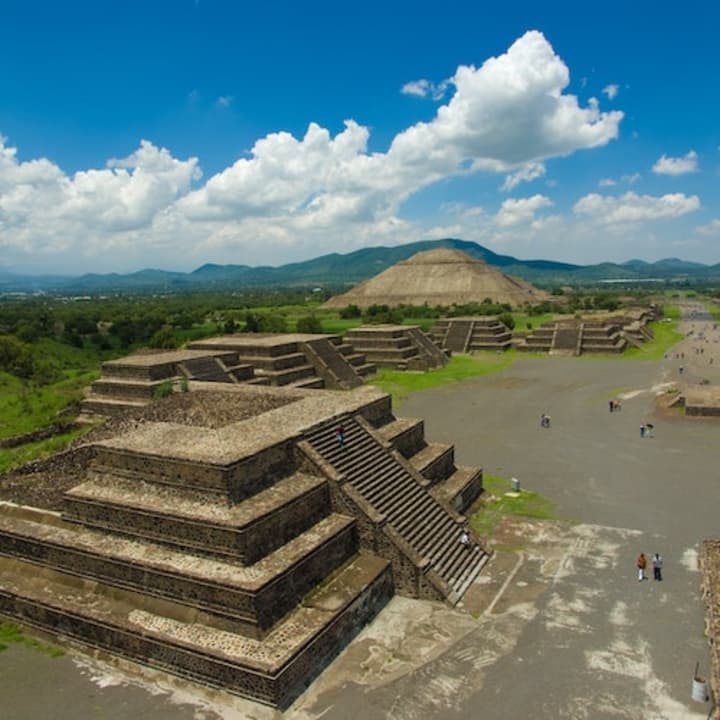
[153,381,173,399]
[498,313,515,330]
[296,314,323,333]
[339,304,362,319]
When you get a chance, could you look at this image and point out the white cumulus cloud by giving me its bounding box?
[652,150,698,176]
[574,191,700,224]
[495,194,553,226]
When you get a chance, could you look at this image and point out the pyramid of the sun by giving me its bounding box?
[322,248,549,309]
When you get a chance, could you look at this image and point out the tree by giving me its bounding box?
[340,304,362,319]
[148,326,179,349]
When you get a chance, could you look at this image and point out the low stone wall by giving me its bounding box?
[0,423,83,449]
[386,420,425,459]
[687,405,720,417]
[701,539,720,717]
[93,448,229,493]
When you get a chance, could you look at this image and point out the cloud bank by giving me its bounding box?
[1,30,626,272]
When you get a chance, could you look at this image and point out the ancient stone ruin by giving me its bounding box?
[701,540,720,715]
[430,316,513,353]
[516,310,656,356]
[82,334,376,416]
[0,382,487,708]
[343,324,449,370]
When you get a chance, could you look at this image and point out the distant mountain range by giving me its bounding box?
[2,238,719,294]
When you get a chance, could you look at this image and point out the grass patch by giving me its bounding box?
[369,352,513,403]
[662,304,681,320]
[511,313,556,335]
[0,370,99,440]
[623,320,684,360]
[0,622,64,657]
[469,474,556,539]
[0,426,91,473]
[705,302,720,323]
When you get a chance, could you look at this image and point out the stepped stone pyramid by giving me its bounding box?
[343,324,449,370]
[322,248,549,309]
[0,383,488,708]
[430,316,513,353]
[516,309,657,356]
[83,334,376,416]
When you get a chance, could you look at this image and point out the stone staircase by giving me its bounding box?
[431,317,512,353]
[441,319,474,352]
[304,417,488,603]
[550,324,581,356]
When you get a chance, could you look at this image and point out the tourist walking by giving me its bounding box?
[645,423,654,438]
[653,553,663,581]
[336,425,346,449]
[637,553,648,581]
[459,529,470,550]
[609,399,614,412]
[640,423,646,438]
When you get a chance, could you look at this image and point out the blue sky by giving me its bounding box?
[1,0,719,274]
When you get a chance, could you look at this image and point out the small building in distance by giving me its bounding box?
[322,248,549,310]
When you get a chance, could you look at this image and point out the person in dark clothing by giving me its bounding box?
[653,553,663,581]
[336,425,346,448]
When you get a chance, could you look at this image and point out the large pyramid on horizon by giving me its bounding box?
[322,248,549,309]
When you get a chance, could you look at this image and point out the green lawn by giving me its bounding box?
[0,336,111,439]
[0,369,100,441]
[662,304,681,320]
[623,320,684,360]
[0,427,92,473]
[511,313,556,335]
[369,352,513,403]
[469,474,557,544]
[705,302,720,322]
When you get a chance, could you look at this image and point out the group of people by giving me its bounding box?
[637,552,663,581]
[608,399,622,412]
[639,422,655,438]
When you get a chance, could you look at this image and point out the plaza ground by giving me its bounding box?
[2,304,718,719]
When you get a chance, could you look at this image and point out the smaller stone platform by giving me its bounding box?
[343,325,447,370]
[683,386,720,416]
[189,333,375,389]
[430,316,512,353]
